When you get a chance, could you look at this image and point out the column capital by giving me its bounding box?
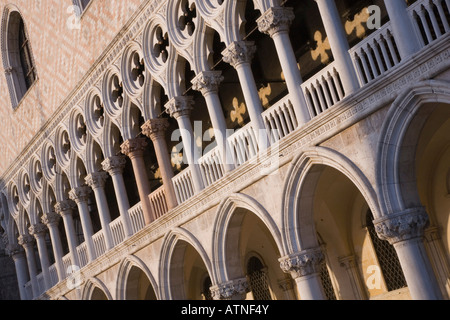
[257,6,295,37]
[54,200,77,217]
[41,211,61,227]
[6,243,24,257]
[120,138,148,158]
[85,171,109,190]
[28,223,47,238]
[164,96,194,119]
[191,71,224,95]
[374,207,429,245]
[18,234,35,247]
[102,156,127,175]
[69,186,92,204]
[279,248,324,279]
[210,277,249,300]
[141,118,170,142]
[222,41,256,68]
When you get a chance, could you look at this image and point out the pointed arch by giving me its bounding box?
[81,277,113,300]
[281,146,381,254]
[376,80,450,216]
[159,227,213,300]
[115,255,159,300]
[211,193,284,284]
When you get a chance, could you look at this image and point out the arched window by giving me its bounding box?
[366,210,407,291]
[247,256,272,300]
[1,6,37,108]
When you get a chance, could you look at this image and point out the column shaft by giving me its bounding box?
[383,0,421,58]
[315,0,360,94]
[102,156,133,238]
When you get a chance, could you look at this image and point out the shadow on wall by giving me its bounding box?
[0,180,21,300]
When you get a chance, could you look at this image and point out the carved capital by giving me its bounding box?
[41,211,61,227]
[165,96,194,119]
[54,200,76,217]
[141,118,170,142]
[222,41,256,68]
[257,7,295,37]
[85,171,109,189]
[120,138,148,157]
[279,248,324,279]
[102,156,127,175]
[191,71,224,95]
[210,278,249,300]
[374,208,429,245]
[6,243,24,257]
[28,223,47,238]
[18,234,35,247]
[69,186,91,204]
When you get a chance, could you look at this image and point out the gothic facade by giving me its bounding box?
[0,0,449,300]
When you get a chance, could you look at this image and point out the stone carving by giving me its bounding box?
[222,41,256,68]
[41,211,61,226]
[165,96,194,119]
[69,186,92,204]
[28,223,47,237]
[141,118,170,141]
[54,200,76,216]
[18,234,35,247]
[191,71,224,95]
[120,138,148,157]
[85,171,109,189]
[210,278,249,300]
[257,6,295,37]
[279,248,324,278]
[374,207,429,245]
[102,156,127,175]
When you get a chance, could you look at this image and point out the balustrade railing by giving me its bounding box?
[409,0,450,46]
[149,185,169,219]
[262,94,298,143]
[77,242,89,268]
[301,62,345,117]
[350,22,401,85]
[199,146,225,187]
[110,216,126,247]
[173,168,195,204]
[128,202,146,234]
[92,230,106,259]
[227,123,259,167]
[49,263,59,287]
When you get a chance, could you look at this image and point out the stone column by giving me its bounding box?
[121,138,155,225]
[222,41,268,148]
[69,187,96,262]
[165,96,205,193]
[191,71,235,172]
[383,0,421,58]
[102,156,133,238]
[210,277,249,300]
[8,244,29,300]
[18,234,39,298]
[374,208,443,300]
[339,255,367,300]
[257,6,311,125]
[85,171,114,250]
[279,248,327,300]
[314,0,360,94]
[29,223,52,291]
[142,118,178,209]
[41,211,65,282]
[55,200,80,269]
